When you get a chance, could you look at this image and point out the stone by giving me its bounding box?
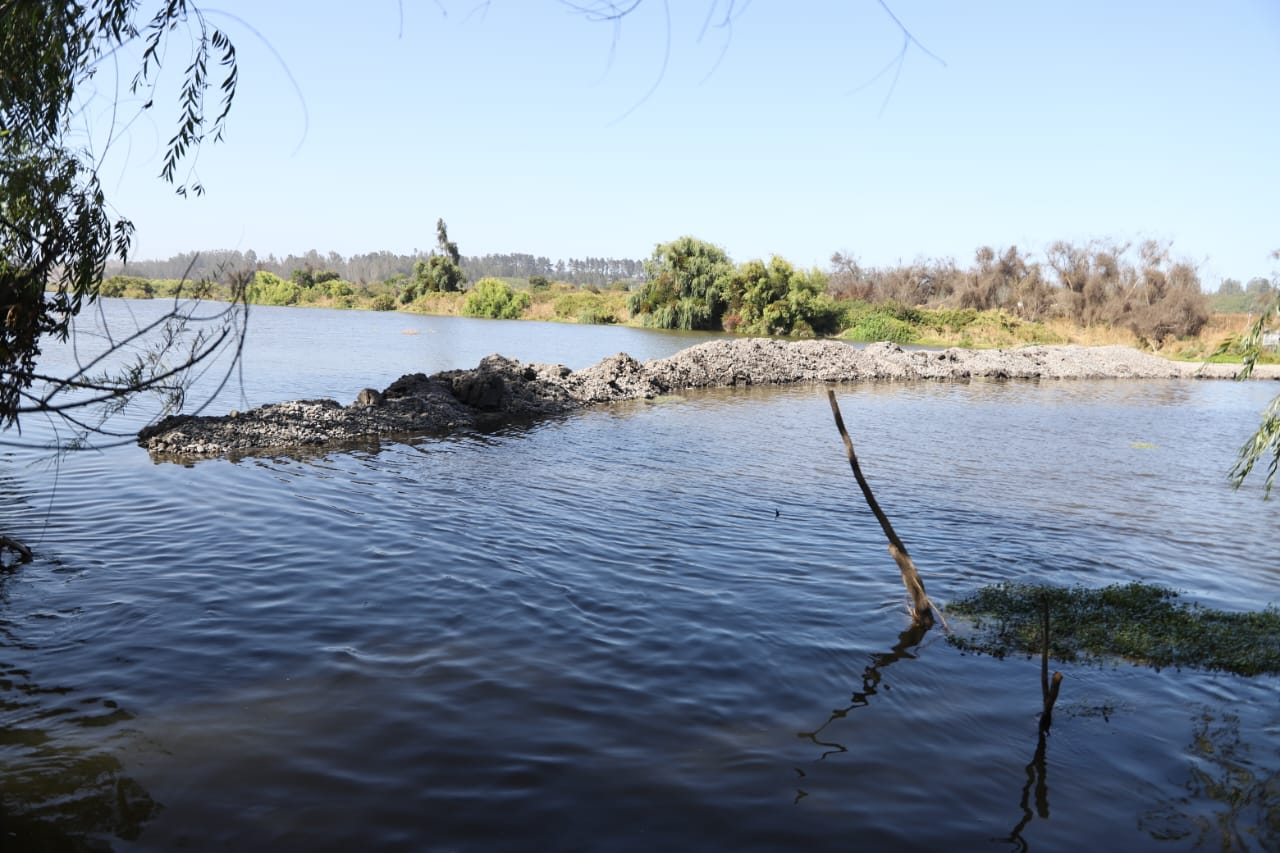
[137,339,1280,458]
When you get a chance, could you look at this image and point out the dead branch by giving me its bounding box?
[827,389,935,626]
[1,534,33,566]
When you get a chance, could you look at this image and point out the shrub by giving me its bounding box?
[246,271,302,306]
[552,293,617,324]
[844,312,916,344]
[370,294,397,311]
[729,258,839,336]
[463,277,532,320]
[927,307,979,333]
[99,275,154,298]
[99,275,130,298]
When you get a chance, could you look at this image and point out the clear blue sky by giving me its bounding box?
[92,0,1280,284]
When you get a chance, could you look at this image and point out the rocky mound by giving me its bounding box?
[136,339,1270,458]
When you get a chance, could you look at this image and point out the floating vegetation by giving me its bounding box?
[946,582,1280,677]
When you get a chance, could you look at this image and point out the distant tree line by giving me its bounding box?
[109,249,645,288]
[107,233,1272,349]
[1210,276,1277,315]
[465,254,644,285]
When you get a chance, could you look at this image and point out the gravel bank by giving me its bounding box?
[137,340,1280,458]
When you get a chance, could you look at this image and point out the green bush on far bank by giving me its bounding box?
[463,278,532,320]
[838,300,920,344]
[551,292,619,324]
[247,271,302,306]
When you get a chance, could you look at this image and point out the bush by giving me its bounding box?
[844,312,917,344]
[370,294,397,311]
[552,293,617,324]
[729,258,839,336]
[463,278,532,320]
[100,275,154,299]
[246,271,302,306]
[926,307,979,333]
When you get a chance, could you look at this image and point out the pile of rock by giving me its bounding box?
[136,339,1265,457]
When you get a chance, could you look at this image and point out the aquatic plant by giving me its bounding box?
[946,582,1280,676]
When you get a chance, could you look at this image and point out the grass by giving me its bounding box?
[946,581,1280,677]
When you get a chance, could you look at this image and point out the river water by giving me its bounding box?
[2,300,1277,851]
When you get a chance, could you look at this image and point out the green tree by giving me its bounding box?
[246,271,302,306]
[413,219,466,293]
[1,0,247,439]
[463,278,532,320]
[1222,250,1280,497]
[727,257,839,336]
[1245,276,1275,313]
[627,236,734,330]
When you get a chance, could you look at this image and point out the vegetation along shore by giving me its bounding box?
[108,230,1280,365]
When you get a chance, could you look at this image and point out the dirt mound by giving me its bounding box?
[137,340,1271,458]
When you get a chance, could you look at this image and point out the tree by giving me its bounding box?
[627,236,734,330]
[1222,250,1280,498]
[2,1,247,443]
[727,256,838,337]
[412,219,466,294]
[1218,278,1244,297]
[463,278,532,320]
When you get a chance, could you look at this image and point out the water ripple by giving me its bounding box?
[3,317,1279,849]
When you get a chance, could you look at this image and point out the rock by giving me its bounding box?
[137,339,1280,458]
[453,372,504,411]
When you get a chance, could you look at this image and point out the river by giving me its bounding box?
[1,300,1277,851]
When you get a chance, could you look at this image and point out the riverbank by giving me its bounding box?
[136,339,1280,458]
[95,281,1278,364]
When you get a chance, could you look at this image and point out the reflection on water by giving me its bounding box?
[1001,719,1053,853]
[797,621,933,765]
[0,658,159,848]
[4,302,1280,850]
[1141,707,1280,850]
[998,601,1064,853]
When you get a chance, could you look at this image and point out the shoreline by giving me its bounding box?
[137,339,1280,459]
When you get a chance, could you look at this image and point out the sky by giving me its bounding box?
[85,0,1280,284]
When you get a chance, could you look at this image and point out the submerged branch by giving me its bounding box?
[1,535,34,567]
